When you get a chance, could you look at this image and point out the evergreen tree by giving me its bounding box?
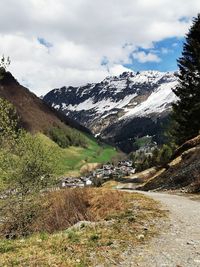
[0,55,10,80]
[158,145,173,166]
[172,14,200,145]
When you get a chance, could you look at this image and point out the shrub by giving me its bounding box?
[0,133,56,237]
[0,97,21,145]
[67,230,80,243]
[0,188,131,237]
[133,144,174,172]
[89,233,100,242]
[32,189,91,233]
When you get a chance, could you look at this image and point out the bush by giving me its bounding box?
[0,188,131,237]
[158,144,173,166]
[89,233,100,242]
[0,133,56,237]
[0,97,21,145]
[133,144,174,172]
[32,189,91,233]
[0,196,44,238]
[67,230,80,243]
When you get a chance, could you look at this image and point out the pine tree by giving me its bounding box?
[0,55,11,80]
[172,14,200,145]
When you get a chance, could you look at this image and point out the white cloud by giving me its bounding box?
[0,0,199,95]
[132,51,161,63]
[161,48,171,54]
[109,65,133,76]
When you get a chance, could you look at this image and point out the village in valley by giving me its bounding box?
[59,160,135,188]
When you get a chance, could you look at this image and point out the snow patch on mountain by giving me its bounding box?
[122,80,178,118]
[63,93,138,115]
[44,70,178,136]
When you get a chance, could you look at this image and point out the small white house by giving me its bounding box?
[85,179,92,186]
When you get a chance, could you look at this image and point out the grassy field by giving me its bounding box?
[37,133,118,177]
[0,189,166,267]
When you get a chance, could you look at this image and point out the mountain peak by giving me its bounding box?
[102,70,176,84]
[44,70,178,152]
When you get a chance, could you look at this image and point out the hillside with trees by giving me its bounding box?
[0,61,90,140]
[0,62,119,177]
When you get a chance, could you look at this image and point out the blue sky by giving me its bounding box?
[41,36,185,73]
[125,37,185,72]
[38,38,53,49]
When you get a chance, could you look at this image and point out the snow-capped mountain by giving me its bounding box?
[44,71,178,152]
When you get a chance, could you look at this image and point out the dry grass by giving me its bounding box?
[89,189,129,219]
[32,189,92,233]
[168,156,182,167]
[0,188,165,267]
[33,189,139,233]
[102,180,120,189]
[137,168,166,190]
[129,167,159,182]
[80,163,101,175]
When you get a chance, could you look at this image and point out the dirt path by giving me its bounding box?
[121,191,200,267]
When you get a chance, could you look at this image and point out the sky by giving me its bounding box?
[0,0,200,96]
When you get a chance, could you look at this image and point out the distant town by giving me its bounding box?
[59,160,135,188]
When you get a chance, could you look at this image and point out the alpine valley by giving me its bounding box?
[44,71,178,153]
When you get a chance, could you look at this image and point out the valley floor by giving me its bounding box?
[121,190,200,267]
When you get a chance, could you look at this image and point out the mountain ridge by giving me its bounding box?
[0,71,91,135]
[44,70,178,152]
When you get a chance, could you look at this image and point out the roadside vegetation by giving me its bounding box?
[0,188,165,267]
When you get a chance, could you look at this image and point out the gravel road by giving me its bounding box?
[121,191,200,267]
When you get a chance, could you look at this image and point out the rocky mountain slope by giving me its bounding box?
[0,71,90,134]
[44,71,178,152]
[139,135,200,193]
